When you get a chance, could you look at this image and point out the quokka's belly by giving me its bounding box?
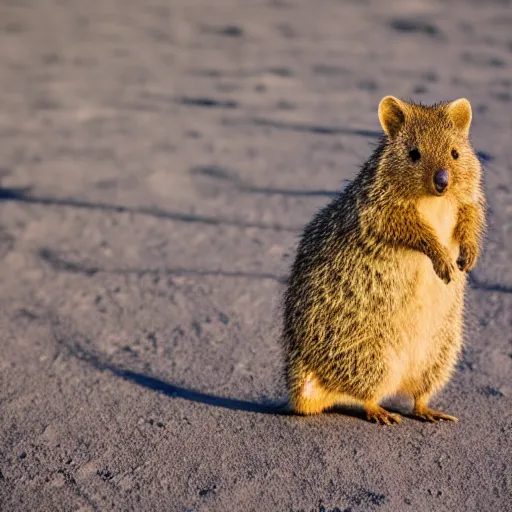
[406,253,460,326]
[387,250,463,389]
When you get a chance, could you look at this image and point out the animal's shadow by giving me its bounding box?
[112,367,289,415]
[62,338,382,421]
[64,340,291,415]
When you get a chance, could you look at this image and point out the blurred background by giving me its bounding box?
[0,1,510,511]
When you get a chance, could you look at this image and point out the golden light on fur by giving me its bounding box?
[282,97,486,425]
[378,95,407,137]
[447,98,472,135]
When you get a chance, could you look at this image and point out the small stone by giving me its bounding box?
[218,312,229,325]
[218,25,244,37]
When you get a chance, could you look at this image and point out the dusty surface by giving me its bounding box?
[0,0,511,511]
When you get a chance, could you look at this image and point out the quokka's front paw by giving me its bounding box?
[457,242,479,272]
[432,255,456,284]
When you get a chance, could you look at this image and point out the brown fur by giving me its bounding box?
[281,96,486,424]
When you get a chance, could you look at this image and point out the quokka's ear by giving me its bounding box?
[446,98,472,135]
[378,96,408,138]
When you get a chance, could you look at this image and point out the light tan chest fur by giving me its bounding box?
[383,196,462,396]
[416,195,459,255]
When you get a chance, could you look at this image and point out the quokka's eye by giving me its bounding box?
[451,149,459,160]
[409,148,421,162]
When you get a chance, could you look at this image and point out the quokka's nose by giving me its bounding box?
[433,169,449,193]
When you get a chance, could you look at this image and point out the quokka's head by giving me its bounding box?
[376,96,482,199]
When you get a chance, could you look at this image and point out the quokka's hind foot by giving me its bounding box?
[412,406,458,423]
[411,396,458,423]
[364,401,402,425]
